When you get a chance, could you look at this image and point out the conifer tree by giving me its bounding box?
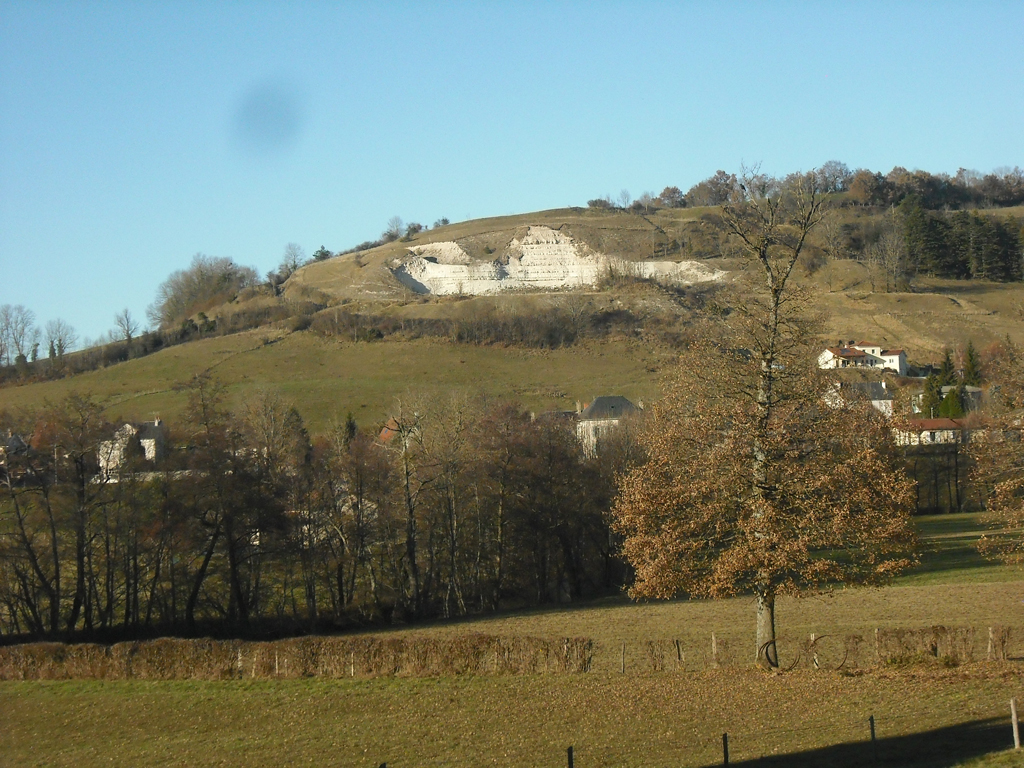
[939,349,956,386]
[920,373,943,418]
[938,384,964,418]
[963,341,982,386]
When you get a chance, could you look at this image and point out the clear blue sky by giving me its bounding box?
[2,1,1022,345]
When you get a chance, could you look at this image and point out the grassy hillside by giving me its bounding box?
[0,326,668,433]
[4,203,1024,430]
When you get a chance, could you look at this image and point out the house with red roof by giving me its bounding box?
[818,341,907,376]
[892,417,966,446]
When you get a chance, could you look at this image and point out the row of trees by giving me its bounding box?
[590,163,1024,215]
[0,385,637,640]
[0,305,80,380]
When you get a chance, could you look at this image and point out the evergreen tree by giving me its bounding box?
[938,384,964,418]
[920,373,943,417]
[963,341,982,385]
[938,349,956,385]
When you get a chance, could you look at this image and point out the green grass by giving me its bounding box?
[0,330,667,434]
[897,512,1020,586]
[3,669,1022,767]
[4,513,1024,767]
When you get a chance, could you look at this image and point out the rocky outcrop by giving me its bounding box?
[391,226,724,295]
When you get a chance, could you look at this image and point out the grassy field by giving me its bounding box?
[4,514,1024,767]
[3,669,1024,767]
[0,330,667,435]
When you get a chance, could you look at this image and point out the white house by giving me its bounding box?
[818,341,907,376]
[892,418,965,446]
[576,396,639,457]
[98,420,167,477]
[826,381,895,418]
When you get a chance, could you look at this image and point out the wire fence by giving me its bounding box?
[372,703,1022,768]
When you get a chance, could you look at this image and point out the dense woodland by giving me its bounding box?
[0,384,638,641]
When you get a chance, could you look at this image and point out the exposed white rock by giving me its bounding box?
[408,241,472,265]
[392,226,724,295]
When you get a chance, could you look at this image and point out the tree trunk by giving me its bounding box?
[186,525,220,632]
[756,590,778,667]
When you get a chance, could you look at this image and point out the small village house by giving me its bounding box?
[98,419,167,477]
[892,417,967,446]
[576,396,640,456]
[818,341,907,377]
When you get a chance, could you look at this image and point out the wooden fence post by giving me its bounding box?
[620,642,626,674]
[567,745,574,768]
[1012,699,1020,750]
[869,714,878,764]
[722,732,729,766]
[988,627,995,661]
[712,632,719,667]
[675,639,683,666]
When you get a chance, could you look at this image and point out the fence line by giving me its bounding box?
[0,624,1021,681]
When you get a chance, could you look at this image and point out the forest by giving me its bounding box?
[0,382,638,642]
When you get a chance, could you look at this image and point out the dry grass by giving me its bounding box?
[3,667,1023,767]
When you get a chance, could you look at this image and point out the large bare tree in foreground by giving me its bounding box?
[613,171,917,667]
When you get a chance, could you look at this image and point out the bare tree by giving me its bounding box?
[45,319,78,366]
[280,243,305,278]
[869,212,908,293]
[0,305,38,366]
[558,293,592,340]
[617,190,632,209]
[147,253,259,329]
[383,216,404,242]
[114,308,139,346]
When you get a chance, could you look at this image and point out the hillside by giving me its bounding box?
[3,205,1024,430]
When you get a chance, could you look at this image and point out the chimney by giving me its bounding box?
[575,401,582,414]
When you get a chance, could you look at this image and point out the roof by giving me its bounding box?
[378,417,400,443]
[579,396,639,421]
[136,420,165,442]
[1,432,28,455]
[825,347,868,359]
[843,382,893,401]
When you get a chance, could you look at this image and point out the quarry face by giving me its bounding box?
[391,225,725,295]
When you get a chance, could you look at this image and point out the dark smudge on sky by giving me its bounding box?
[233,81,303,153]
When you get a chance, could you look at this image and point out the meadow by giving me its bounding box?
[4,514,1024,767]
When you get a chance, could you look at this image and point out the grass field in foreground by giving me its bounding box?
[3,517,1024,767]
[3,669,1024,767]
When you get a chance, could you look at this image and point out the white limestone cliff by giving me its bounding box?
[392,226,724,295]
